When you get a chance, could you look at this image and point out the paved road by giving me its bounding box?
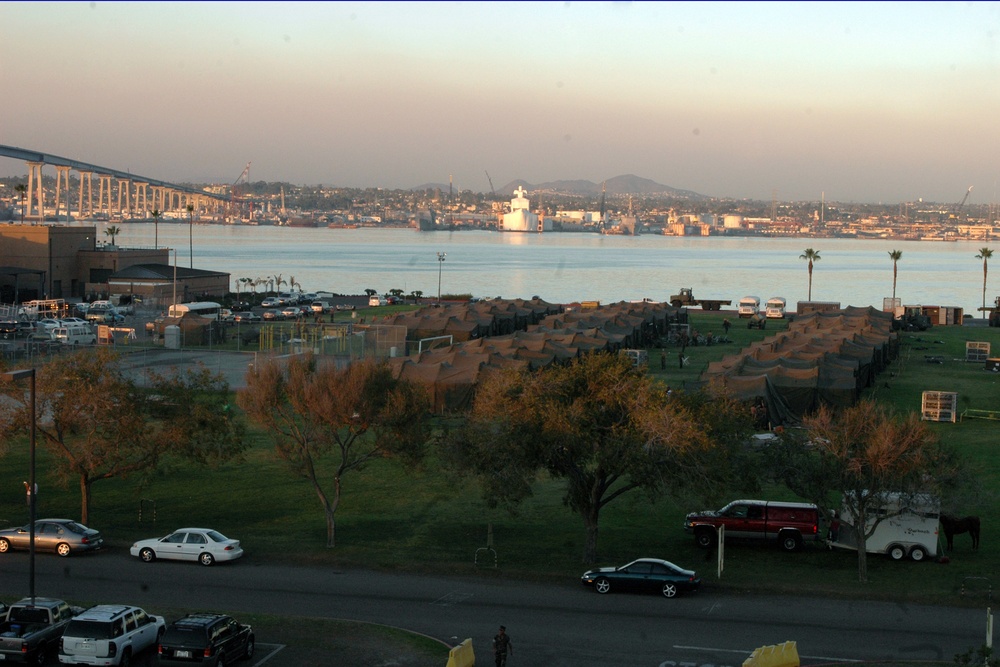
[0,550,987,667]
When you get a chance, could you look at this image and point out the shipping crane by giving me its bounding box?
[953,185,973,215]
[231,162,252,221]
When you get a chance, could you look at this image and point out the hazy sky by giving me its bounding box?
[2,1,999,203]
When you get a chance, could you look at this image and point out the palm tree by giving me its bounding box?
[799,248,821,301]
[888,250,903,301]
[975,247,994,315]
[104,225,122,246]
[151,209,161,248]
[187,204,195,268]
[14,183,26,224]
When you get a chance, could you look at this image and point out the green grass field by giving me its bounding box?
[2,310,999,607]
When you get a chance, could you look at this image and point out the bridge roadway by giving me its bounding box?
[0,549,985,667]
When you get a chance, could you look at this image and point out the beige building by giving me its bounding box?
[0,223,228,305]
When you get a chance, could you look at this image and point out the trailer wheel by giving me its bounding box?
[888,544,906,561]
[671,300,682,308]
[909,546,927,562]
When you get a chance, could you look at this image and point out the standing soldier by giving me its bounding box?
[492,625,513,667]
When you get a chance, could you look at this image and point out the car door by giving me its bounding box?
[619,561,652,592]
[159,531,189,560]
[647,561,677,592]
[130,609,157,652]
[35,521,61,551]
[182,531,209,560]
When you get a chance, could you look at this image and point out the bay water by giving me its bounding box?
[114,222,994,315]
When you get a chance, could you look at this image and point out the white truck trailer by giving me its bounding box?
[830,492,940,562]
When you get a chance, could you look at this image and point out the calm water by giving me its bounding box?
[113,222,993,314]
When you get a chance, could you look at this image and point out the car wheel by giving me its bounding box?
[909,546,927,562]
[780,533,802,552]
[200,552,215,566]
[594,577,611,594]
[888,545,906,561]
[242,635,255,660]
[139,547,156,563]
[0,538,10,553]
[119,648,131,667]
[32,646,45,666]
[695,529,715,549]
[56,542,72,557]
[662,582,678,598]
[215,653,225,667]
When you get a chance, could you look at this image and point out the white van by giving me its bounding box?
[765,297,787,319]
[311,300,331,313]
[54,324,97,346]
[369,296,388,307]
[738,296,761,318]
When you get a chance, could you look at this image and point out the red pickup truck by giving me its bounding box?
[684,499,820,551]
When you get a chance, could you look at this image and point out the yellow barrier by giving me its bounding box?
[743,641,799,667]
[445,638,475,667]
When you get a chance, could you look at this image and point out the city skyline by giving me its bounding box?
[2,1,999,204]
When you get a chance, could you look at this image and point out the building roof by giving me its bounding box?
[109,264,228,281]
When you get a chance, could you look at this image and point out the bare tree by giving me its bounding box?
[238,356,430,547]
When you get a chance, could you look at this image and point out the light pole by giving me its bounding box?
[437,252,446,304]
[3,368,36,605]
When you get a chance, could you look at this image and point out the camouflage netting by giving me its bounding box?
[691,306,898,426]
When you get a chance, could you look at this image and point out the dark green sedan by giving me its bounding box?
[581,558,701,598]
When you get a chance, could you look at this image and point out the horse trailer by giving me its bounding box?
[830,493,940,562]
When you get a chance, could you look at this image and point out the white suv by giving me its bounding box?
[59,604,165,666]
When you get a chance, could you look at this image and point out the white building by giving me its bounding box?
[502,187,551,232]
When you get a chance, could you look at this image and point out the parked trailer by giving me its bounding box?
[669,287,732,311]
[830,493,940,562]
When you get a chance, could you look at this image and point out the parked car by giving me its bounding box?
[335,303,356,311]
[580,557,701,598]
[684,499,820,551]
[233,311,261,323]
[157,613,254,666]
[261,309,281,321]
[129,528,243,566]
[0,519,104,557]
[260,297,279,308]
[57,317,90,327]
[59,604,165,666]
[280,306,302,319]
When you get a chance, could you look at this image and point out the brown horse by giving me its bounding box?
[940,514,981,551]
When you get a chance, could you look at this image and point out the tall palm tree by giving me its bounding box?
[975,247,994,315]
[104,225,122,246]
[151,209,161,248]
[888,249,903,300]
[14,183,27,224]
[799,248,821,301]
[187,203,195,268]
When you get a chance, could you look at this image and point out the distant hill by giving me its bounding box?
[497,174,706,199]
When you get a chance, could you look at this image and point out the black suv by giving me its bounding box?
[158,613,254,666]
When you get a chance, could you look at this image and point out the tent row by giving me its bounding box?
[387,299,686,412]
[693,306,899,426]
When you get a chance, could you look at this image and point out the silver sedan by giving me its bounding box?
[0,518,104,557]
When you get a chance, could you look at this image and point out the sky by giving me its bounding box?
[2,1,1000,204]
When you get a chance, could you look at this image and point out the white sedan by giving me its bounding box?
[130,527,243,566]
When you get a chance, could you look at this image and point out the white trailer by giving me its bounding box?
[831,493,940,562]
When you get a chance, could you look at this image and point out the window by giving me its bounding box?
[125,612,137,632]
[163,532,187,543]
[186,533,207,545]
[747,505,764,520]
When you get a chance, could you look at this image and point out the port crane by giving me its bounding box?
[953,185,973,216]
[231,162,252,220]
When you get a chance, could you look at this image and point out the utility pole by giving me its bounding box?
[437,252,446,304]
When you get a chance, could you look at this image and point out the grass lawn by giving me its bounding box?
[2,309,999,608]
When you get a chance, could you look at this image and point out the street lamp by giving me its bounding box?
[437,252,446,304]
[3,368,36,605]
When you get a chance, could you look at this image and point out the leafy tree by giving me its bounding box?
[888,249,902,301]
[799,248,821,300]
[364,288,377,297]
[238,356,430,547]
[781,400,955,583]
[975,247,993,314]
[389,288,404,299]
[151,208,160,248]
[0,349,244,524]
[409,290,423,301]
[15,183,26,224]
[104,225,122,246]
[449,353,716,563]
